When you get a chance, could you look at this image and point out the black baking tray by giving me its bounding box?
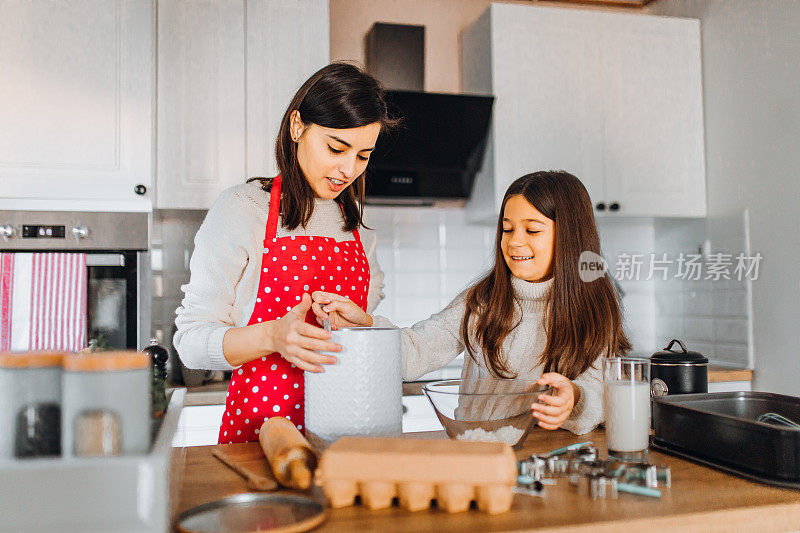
[652,391,800,488]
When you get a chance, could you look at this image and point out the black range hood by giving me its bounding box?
[365,90,494,205]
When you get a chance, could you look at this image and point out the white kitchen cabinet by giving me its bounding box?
[156,0,329,209]
[462,4,706,221]
[600,16,706,217]
[0,0,154,206]
[156,0,247,209]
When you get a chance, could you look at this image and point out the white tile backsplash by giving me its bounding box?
[395,222,441,248]
[713,290,748,317]
[653,210,753,368]
[714,318,749,345]
[444,247,492,273]
[712,342,749,366]
[394,271,441,296]
[656,318,684,340]
[683,317,715,343]
[683,290,714,316]
[443,223,492,250]
[441,270,483,297]
[391,296,442,327]
[394,247,441,272]
[374,244,395,271]
[366,206,480,320]
[656,291,683,315]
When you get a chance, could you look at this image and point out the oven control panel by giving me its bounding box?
[22,225,66,239]
[0,211,148,251]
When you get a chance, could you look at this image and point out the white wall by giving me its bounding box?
[648,0,800,394]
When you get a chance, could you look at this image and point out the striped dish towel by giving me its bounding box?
[0,253,87,352]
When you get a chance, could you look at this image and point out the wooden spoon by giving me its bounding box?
[212,446,278,491]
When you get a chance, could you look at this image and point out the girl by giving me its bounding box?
[174,63,396,443]
[312,171,631,434]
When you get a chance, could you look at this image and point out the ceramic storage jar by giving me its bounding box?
[0,352,64,459]
[61,351,150,457]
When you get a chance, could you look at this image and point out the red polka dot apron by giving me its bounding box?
[219,175,371,444]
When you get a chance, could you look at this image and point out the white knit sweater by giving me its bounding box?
[372,276,604,435]
[174,182,385,371]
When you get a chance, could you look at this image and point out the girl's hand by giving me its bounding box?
[532,372,581,430]
[310,291,372,330]
[268,293,341,372]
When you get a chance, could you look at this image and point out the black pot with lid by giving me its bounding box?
[650,339,708,397]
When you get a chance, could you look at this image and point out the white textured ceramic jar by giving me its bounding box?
[305,327,402,442]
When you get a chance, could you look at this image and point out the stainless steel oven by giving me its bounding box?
[1,210,150,351]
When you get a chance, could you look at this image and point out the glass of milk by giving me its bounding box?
[603,357,651,462]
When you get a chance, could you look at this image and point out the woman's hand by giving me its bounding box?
[310,291,372,330]
[266,293,341,373]
[531,372,581,430]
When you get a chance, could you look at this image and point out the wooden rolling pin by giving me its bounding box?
[258,417,318,490]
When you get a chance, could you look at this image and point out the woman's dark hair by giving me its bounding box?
[461,171,631,380]
[248,62,396,232]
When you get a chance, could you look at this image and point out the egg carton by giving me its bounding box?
[315,436,517,514]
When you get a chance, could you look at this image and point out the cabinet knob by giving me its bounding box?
[72,226,89,240]
[595,202,606,211]
[0,224,14,240]
[134,184,147,196]
[609,202,620,212]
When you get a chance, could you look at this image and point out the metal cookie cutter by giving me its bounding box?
[589,472,619,499]
[517,442,597,480]
[622,462,671,489]
[570,460,625,499]
[575,461,664,499]
[516,442,667,500]
[515,456,547,497]
[538,441,598,478]
[514,441,597,497]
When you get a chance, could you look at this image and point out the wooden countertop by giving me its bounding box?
[175,427,799,532]
[178,366,754,406]
[708,366,753,383]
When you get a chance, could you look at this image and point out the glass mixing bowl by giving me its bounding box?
[422,378,552,449]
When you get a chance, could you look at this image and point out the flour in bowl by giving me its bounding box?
[456,426,524,445]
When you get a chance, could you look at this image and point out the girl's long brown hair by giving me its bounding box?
[461,171,631,380]
[248,62,397,232]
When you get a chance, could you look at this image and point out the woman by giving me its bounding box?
[174,63,395,443]
[313,171,631,434]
